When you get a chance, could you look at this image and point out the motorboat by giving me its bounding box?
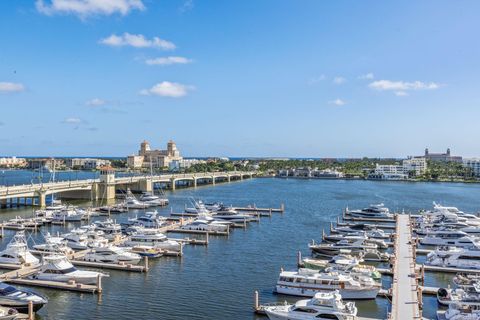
[420,230,480,247]
[309,239,378,257]
[139,192,168,206]
[437,287,480,306]
[84,245,141,264]
[0,282,47,313]
[331,223,385,234]
[454,274,480,289]
[125,211,167,229]
[62,229,89,250]
[33,232,74,256]
[125,196,150,209]
[52,208,84,222]
[0,232,39,266]
[32,254,108,285]
[426,246,480,269]
[92,219,123,240]
[437,303,480,320]
[184,200,212,214]
[212,207,253,223]
[323,234,388,249]
[125,231,183,252]
[276,269,380,299]
[346,204,392,219]
[302,256,381,280]
[129,246,163,258]
[0,307,17,320]
[263,290,358,320]
[180,215,230,232]
[98,205,127,214]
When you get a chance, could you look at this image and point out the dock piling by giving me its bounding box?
[254,290,259,311]
[297,251,302,266]
[144,256,149,272]
[96,275,102,293]
[28,301,33,320]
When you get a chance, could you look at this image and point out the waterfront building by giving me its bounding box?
[463,158,480,177]
[423,148,462,162]
[65,158,111,170]
[169,159,206,171]
[26,158,63,170]
[369,157,427,180]
[0,156,27,168]
[127,140,183,169]
[277,168,344,178]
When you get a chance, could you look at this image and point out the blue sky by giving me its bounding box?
[0,1,479,158]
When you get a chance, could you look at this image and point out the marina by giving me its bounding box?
[0,177,478,318]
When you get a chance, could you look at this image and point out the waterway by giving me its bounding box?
[0,174,479,319]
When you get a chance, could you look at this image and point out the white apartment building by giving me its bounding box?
[371,157,427,180]
[169,159,206,171]
[65,158,111,170]
[463,158,480,177]
[0,157,27,168]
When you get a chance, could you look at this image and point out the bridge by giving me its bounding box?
[0,170,257,208]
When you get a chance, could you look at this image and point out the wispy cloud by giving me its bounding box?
[369,80,441,95]
[85,98,106,106]
[145,56,192,66]
[358,73,374,80]
[308,75,326,85]
[328,99,346,106]
[0,82,25,93]
[62,117,82,124]
[333,76,346,85]
[179,0,194,13]
[100,33,175,50]
[36,0,145,18]
[140,81,194,98]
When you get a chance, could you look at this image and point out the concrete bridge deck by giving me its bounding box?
[0,171,256,208]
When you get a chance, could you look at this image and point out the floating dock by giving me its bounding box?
[388,214,421,320]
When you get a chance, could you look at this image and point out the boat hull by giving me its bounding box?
[275,285,379,299]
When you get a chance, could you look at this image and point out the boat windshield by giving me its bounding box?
[0,285,18,295]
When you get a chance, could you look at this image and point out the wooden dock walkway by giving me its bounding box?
[389,214,421,320]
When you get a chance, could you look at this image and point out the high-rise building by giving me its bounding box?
[423,148,462,162]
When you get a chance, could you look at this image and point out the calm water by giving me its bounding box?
[1,177,479,319]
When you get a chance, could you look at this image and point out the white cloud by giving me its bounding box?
[333,76,346,85]
[85,98,106,106]
[179,0,194,13]
[36,0,145,18]
[369,80,441,92]
[308,75,326,85]
[0,82,25,93]
[63,117,82,124]
[145,56,192,66]
[100,33,175,50]
[328,99,346,106]
[140,81,194,98]
[358,73,374,80]
[394,91,408,97]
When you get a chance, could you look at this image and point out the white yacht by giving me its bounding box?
[32,254,108,285]
[420,230,480,247]
[139,192,169,206]
[263,290,358,320]
[346,204,392,219]
[184,200,212,214]
[437,287,480,306]
[213,207,253,223]
[52,207,84,222]
[0,232,39,266]
[84,245,141,264]
[437,303,480,320]
[180,215,230,232]
[126,211,167,229]
[302,256,381,280]
[0,282,48,313]
[62,229,89,250]
[33,232,74,256]
[125,231,183,252]
[92,219,123,240]
[426,246,480,269]
[323,235,388,249]
[309,239,379,257]
[276,269,380,299]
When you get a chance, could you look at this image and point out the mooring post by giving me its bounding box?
[281,203,285,212]
[322,229,325,240]
[297,251,302,266]
[206,231,209,245]
[254,290,259,311]
[28,300,34,320]
[97,274,102,293]
[244,217,247,229]
[144,256,149,272]
[269,208,272,217]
